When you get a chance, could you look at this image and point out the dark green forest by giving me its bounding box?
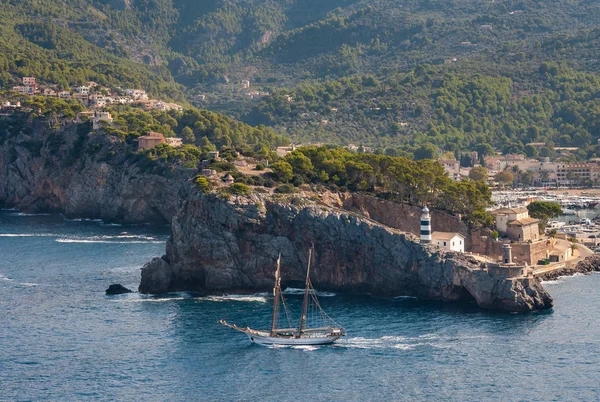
[1,0,600,154]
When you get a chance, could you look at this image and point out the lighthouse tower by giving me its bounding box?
[420,206,432,244]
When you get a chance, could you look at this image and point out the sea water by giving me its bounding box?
[1,210,599,401]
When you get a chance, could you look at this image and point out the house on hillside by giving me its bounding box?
[138,131,166,150]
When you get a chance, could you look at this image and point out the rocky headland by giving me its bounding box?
[0,116,555,312]
[0,118,193,224]
[140,190,553,312]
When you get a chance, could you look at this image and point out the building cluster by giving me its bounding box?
[441,148,600,187]
[418,203,573,278]
[11,77,182,112]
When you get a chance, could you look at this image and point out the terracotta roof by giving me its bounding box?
[507,217,539,226]
[431,232,465,241]
[139,131,165,140]
[491,207,529,215]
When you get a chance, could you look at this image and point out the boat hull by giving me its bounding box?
[245,333,341,346]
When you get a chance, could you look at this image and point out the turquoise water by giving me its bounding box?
[1,211,600,401]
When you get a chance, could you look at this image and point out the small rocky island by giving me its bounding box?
[140,190,553,312]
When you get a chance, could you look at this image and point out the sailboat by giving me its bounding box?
[219,248,346,346]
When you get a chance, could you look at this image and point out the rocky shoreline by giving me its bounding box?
[139,191,553,313]
[537,255,600,282]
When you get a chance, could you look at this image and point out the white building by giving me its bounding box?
[431,232,465,253]
[74,86,89,94]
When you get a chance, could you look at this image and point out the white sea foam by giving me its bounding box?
[9,212,51,217]
[290,345,319,351]
[336,335,427,350]
[0,233,55,237]
[115,297,188,303]
[283,288,336,297]
[203,295,268,303]
[393,295,418,300]
[0,273,13,281]
[56,239,163,244]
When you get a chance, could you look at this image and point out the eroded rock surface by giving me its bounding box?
[140,193,553,312]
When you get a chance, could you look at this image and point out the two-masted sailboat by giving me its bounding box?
[219,248,346,346]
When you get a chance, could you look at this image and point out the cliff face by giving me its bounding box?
[140,192,553,312]
[0,119,193,223]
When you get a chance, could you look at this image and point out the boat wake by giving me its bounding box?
[335,334,444,351]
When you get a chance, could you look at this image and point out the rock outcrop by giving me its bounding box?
[537,254,600,281]
[0,118,193,223]
[140,192,553,312]
[106,284,133,295]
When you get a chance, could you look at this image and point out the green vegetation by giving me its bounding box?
[468,166,488,182]
[2,1,600,155]
[194,176,211,193]
[527,201,563,229]
[275,146,492,226]
[226,182,251,196]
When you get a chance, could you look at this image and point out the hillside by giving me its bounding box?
[1,0,600,152]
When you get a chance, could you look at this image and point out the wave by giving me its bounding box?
[0,273,13,281]
[0,233,56,237]
[64,218,104,223]
[112,293,268,303]
[56,239,163,244]
[203,295,268,303]
[8,212,51,217]
[283,288,336,297]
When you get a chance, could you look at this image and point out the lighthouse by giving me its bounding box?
[420,206,432,244]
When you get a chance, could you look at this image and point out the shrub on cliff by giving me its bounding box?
[227,183,251,195]
[275,184,295,194]
[194,176,211,193]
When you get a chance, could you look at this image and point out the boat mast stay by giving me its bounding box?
[298,247,313,336]
[270,253,282,336]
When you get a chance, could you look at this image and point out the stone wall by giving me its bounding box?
[340,193,472,249]
[484,239,553,265]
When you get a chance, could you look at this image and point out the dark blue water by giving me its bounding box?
[1,211,600,401]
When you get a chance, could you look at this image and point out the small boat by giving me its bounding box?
[219,248,346,346]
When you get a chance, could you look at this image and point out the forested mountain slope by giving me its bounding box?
[1,0,599,152]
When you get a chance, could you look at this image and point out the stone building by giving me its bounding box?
[138,131,166,150]
[492,207,540,242]
[506,217,540,242]
[492,207,529,233]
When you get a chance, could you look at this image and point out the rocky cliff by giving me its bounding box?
[140,192,553,312]
[0,117,193,223]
